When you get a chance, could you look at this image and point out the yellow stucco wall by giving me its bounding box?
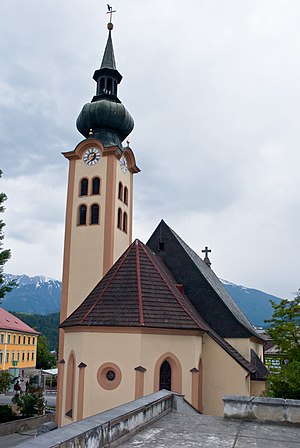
[66,154,108,317]
[250,380,266,396]
[202,334,250,416]
[225,338,264,362]
[60,329,202,426]
[0,330,38,370]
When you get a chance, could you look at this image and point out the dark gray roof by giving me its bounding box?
[147,220,263,340]
[100,30,116,70]
[169,226,259,337]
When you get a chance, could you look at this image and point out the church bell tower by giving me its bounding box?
[60,17,139,320]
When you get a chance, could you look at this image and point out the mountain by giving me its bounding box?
[2,274,61,315]
[3,274,283,327]
[221,279,282,327]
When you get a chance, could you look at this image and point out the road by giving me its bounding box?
[0,391,56,408]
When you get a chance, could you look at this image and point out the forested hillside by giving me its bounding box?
[11,312,60,352]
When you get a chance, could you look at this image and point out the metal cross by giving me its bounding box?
[107,4,116,22]
[202,246,211,258]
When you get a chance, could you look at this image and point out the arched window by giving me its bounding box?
[117,208,122,229]
[79,205,87,225]
[100,78,105,93]
[65,351,76,418]
[159,361,172,391]
[91,204,99,225]
[92,177,100,195]
[113,80,117,95]
[107,78,112,94]
[124,187,128,205]
[154,353,182,394]
[80,178,88,196]
[123,212,128,233]
[118,182,123,200]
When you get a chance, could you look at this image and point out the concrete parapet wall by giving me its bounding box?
[17,390,174,448]
[0,412,55,436]
[223,395,300,424]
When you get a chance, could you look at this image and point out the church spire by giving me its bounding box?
[100,28,117,70]
[76,9,134,150]
[92,21,123,98]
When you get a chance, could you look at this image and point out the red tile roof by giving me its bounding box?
[0,308,39,334]
[61,240,209,331]
[61,239,256,373]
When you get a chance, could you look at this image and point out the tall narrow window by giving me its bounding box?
[124,187,128,205]
[80,178,88,196]
[118,182,123,200]
[100,77,105,93]
[65,351,76,419]
[79,205,87,225]
[123,212,128,233]
[107,77,112,94]
[91,204,99,225]
[117,208,122,229]
[92,177,100,195]
[159,361,172,391]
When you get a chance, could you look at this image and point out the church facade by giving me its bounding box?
[56,18,267,428]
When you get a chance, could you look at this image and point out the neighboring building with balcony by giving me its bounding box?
[0,307,39,372]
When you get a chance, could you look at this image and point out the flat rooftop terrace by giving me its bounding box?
[120,412,300,448]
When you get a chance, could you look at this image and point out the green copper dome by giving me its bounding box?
[76,99,134,148]
[76,26,134,149]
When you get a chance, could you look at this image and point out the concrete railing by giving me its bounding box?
[223,395,300,424]
[0,412,55,436]
[17,390,176,448]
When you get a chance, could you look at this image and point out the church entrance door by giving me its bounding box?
[159,360,172,390]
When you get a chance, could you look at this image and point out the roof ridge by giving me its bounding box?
[136,241,144,325]
[139,244,203,330]
[80,243,133,324]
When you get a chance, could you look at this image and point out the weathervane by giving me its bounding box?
[107,4,116,23]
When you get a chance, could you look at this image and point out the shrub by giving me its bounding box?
[0,405,16,423]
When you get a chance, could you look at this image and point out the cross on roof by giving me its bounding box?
[107,4,116,23]
[202,246,211,258]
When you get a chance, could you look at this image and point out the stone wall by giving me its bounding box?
[223,395,300,424]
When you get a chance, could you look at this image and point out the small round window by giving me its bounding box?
[106,370,116,381]
[97,362,122,390]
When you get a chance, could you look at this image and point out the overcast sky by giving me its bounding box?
[1,0,300,299]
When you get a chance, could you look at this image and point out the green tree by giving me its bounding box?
[265,292,300,360]
[0,170,15,299]
[265,292,300,398]
[12,386,45,417]
[0,371,12,393]
[36,335,57,369]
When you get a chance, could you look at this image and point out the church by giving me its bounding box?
[56,14,268,428]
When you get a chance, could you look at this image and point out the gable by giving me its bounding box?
[147,220,261,339]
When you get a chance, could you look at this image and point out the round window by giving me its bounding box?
[106,370,116,381]
[97,362,122,390]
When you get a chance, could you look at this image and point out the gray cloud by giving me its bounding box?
[1,0,300,298]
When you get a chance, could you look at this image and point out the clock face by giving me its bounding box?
[120,156,128,173]
[83,147,101,166]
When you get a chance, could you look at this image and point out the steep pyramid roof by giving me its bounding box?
[100,30,117,70]
[147,220,261,340]
[61,240,208,331]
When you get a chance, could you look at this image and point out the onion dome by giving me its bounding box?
[76,23,134,149]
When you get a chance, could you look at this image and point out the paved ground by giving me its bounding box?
[0,428,37,448]
[120,412,300,447]
[0,392,56,448]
